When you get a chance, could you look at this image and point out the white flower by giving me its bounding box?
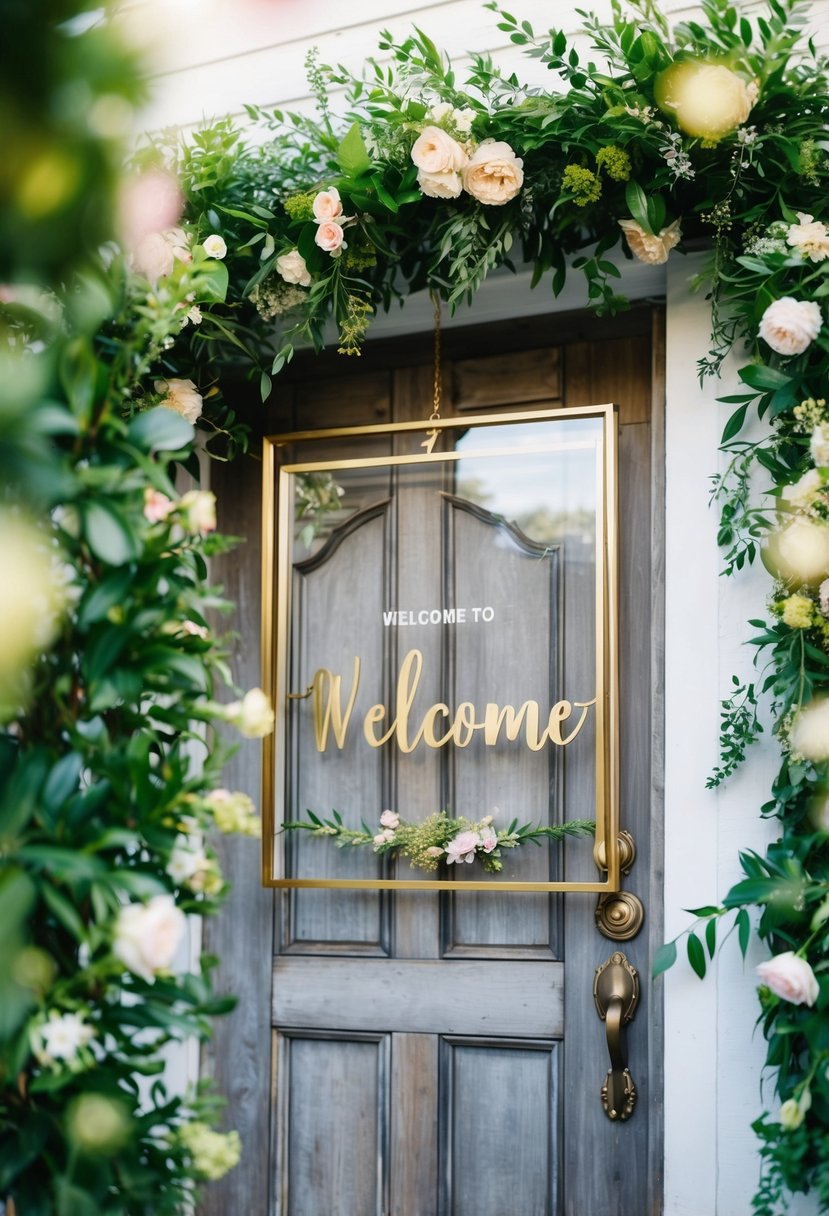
[789,698,829,762]
[427,102,453,122]
[787,213,829,263]
[166,836,208,885]
[812,423,829,467]
[779,1098,805,1130]
[225,687,275,738]
[462,139,524,206]
[412,125,467,199]
[202,233,227,259]
[619,217,682,265]
[314,221,346,255]
[452,107,475,134]
[758,297,822,356]
[132,227,191,284]
[113,894,185,982]
[182,304,202,327]
[445,829,481,864]
[33,1011,95,1065]
[178,489,217,534]
[820,578,829,617]
[154,377,203,424]
[312,187,344,223]
[276,248,311,287]
[781,468,823,510]
[756,951,819,1006]
[379,810,399,829]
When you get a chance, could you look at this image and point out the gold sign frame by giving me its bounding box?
[261,405,620,892]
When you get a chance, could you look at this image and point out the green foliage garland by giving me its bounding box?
[3,0,829,1212]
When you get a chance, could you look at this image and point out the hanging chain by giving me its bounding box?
[420,291,442,454]
[430,289,442,423]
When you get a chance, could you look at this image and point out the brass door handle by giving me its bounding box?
[593,951,639,1121]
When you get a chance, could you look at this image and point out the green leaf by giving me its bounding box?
[42,752,83,811]
[80,500,139,566]
[625,181,652,234]
[197,259,229,303]
[337,122,373,177]
[652,940,677,978]
[40,882,86,942]
[705,916,717,959]
[739,364,792,391]
[59,338,99,423]
[78,569,135,629]
[721,404,748,443]
[687,932,706,979]
[127,407,194,453]
[736,908,751,958]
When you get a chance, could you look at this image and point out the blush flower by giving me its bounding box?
[143,487,174,524]
[154,377,203,424]
[445,829,481,864]
[479,826,498,853]
[314,221,346,256]
[312,187,344,223]
[379,810,400,829]
[618,217,682,265]
[462,139,524,205]
[758,297,822,356]
[756,951,819,1006]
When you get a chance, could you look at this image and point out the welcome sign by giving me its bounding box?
[261,407,620,892]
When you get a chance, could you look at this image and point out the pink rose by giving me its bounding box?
[759,297,822,356]
[756,951,819,1006]
[314,221,345,256]
[445,829,481,864]
[118,168,183,253]
[479,826,498,853]
[312,188,344,223]
[143,487,174,524]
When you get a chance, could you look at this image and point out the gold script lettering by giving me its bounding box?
[305,648,595,753]
[311,658,361,752]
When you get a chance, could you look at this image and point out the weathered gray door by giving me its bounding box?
[203,306,664,1216]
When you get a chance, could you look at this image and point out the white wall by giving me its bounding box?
[127,2,829,1211]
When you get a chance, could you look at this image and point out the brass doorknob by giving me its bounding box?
[593,951,639,1122]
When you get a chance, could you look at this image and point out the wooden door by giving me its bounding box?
[202,306,664,1216]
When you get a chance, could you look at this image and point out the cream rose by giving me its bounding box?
[411,125,467,175]
[226,687,275,738]
[312,187,344,223]
[113,894,185,982]
[133,232,175,283]
[154,377,203,424]
[656,61,755,140]
[756,951,819,1006]
[418,169,464,199]
[202,233,227,259]
[276,248,311,287]
[314,221,345,256]
[758,297,822,356]
[764,517,829,584]
[179,489,217,534]
[462,139,524,205]
[789,698,829,761]
[787,213,829,263]
[619,217,682,265]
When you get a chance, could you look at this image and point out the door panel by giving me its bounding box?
[202,307,663,1216]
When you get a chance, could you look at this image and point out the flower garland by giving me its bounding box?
[283,809,595,873]
[4,0,829,1212]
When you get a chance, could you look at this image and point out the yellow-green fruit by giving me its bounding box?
[655,60,755,141]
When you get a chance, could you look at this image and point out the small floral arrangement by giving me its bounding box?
[283,808,594,873]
